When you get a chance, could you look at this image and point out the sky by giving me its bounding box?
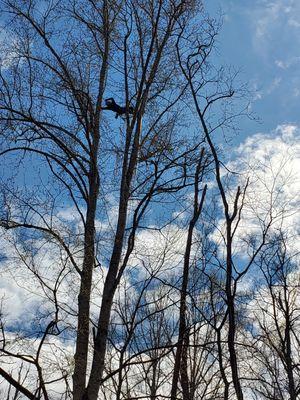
[207,0,300,141]
[0,1,300,396]
[201,0,300,266]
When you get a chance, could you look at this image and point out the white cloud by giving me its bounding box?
[275,56,300,69]
[130,225,187,274]
[245,0,300,63]
[253,0,300,37]
[210,124,300,258]
[0,30,22,69]
[293,87,300,97]
[234,124,300,252]
[253,1,282,39]
[266,76,281,93]
[288,17,300,28]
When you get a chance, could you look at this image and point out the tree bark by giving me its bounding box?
[170,159,206,400]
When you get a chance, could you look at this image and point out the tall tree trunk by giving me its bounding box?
[170,161,206,400]
[73,2,110,395]
[226,225,243,400]
[216,328,230,400]
[283,289,296,400]
[84,115,143,400]
[73,154,100,400]
[84,6,184,395]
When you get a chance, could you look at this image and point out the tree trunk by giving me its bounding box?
[73,159,100,400]
[226,226,243,400]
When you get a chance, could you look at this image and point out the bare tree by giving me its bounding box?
[175,15,276,400]
[170,149,207,400]
[247,232,300,400]
[0,1,208,399]
[2,2,291,400]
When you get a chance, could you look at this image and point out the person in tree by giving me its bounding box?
[101,97,134,119]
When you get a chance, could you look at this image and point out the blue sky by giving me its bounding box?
[0,2,300,396]
[207,0,300,141]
